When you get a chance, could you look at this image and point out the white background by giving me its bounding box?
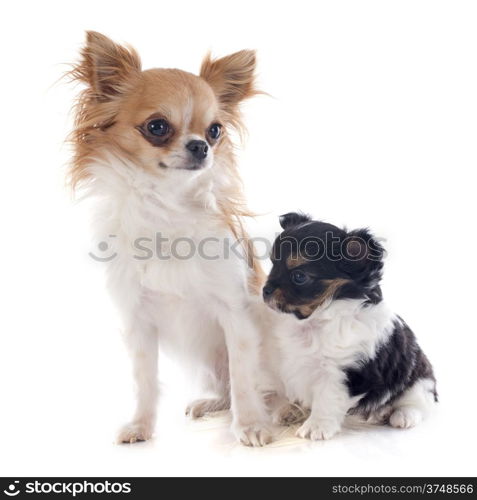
[1,0,476,477]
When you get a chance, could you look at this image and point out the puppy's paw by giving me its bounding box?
[185,397,229,419]
[272,402,308,426]
[233,422,272,447]
[296,417,341,441]
[389,408,422,429]
[117,421,153,444]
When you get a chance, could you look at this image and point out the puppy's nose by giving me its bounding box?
[262,284,275,300]
[186,140,209,161]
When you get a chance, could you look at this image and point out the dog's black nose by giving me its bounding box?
[262,284,275,299]
[186,140,209,161]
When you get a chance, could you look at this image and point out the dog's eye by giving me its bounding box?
[291,270,309,286]
[207,123,222,141]
[147,119,170,136]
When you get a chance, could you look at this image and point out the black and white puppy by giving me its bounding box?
[262,213,437,441]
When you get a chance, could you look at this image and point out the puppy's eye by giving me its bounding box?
[291,270,309,286]
[207,123,222,141]
[147,119,170,136]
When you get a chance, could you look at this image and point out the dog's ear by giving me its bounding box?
[279,212,311,230]
[75,31,141,102]
[339,228,385,276]
[200,50,258,109]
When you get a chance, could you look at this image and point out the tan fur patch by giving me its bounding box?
[248,260,266,295]
[293,278,350,318]
[286,253,308,269]
[266,288,287,312]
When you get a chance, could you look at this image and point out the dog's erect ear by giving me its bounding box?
[339,228,385,275]
[279,212,311,230]
[200,50,257,109]
[76,31,141,102]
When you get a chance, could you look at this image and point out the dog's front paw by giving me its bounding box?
[233,422,272,447]
[117,420,153,444]
[389,408,422,429]
[296,417,341,441]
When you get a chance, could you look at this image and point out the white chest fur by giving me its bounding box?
[274,300,396,407]
[86,158,249,302]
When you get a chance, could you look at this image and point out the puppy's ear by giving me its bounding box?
[339,228,385,276]
[200,50,257,109]
[279,212,311,230]
[75,31,141,102]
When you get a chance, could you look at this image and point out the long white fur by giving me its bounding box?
[84,151,270,446]
[260,299,436,440]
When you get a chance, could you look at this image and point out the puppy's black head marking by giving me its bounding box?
[264,213,386,318]
[279,212,311,230]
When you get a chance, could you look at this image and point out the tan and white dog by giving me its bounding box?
[68,32,271,446]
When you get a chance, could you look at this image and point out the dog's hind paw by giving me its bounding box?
[272,402,308,426]
[185,397,229,419]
